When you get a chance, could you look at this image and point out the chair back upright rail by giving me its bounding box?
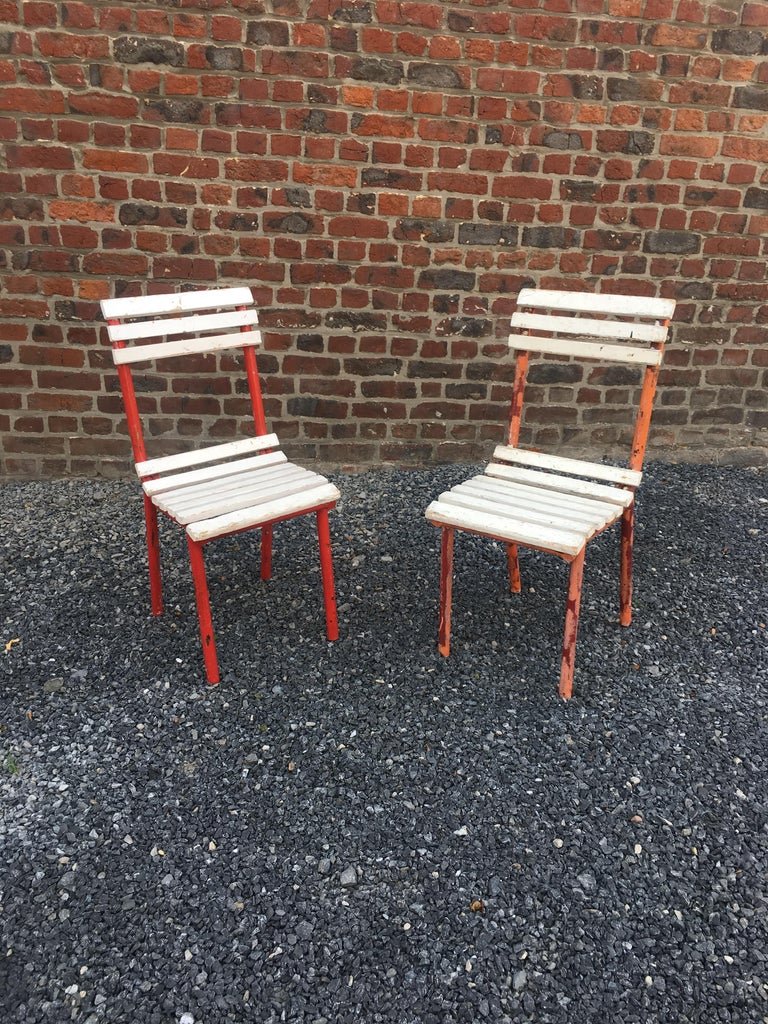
[506,288,675,479]
[101,287,268,472]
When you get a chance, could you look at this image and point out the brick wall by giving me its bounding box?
[1,0,767,477]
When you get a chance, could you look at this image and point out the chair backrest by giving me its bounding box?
[506,288,676,480]
[101,287,268,474]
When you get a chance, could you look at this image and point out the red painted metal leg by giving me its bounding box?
[143,494,163,616]
[559,546,586,701]
[507,543,521,593]
[438,527,454,657]
[186,535,220,686]
[261,524,273,582]
[316,509,338,642]
[620,504,634,627]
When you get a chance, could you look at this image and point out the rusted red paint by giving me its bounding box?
[143,493,163,616]
[186,535,220,686]
[620,504,634,626]
[507,350,529,447]
[316,508,339,642]
[260,524,273,581]
[507,543,522,593]
[629,330,667,471]
[438,527,454,657]
[238,305,269,437]
[559,546,586,701]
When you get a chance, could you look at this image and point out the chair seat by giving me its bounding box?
[425,463,633,557]
[148,459,340,540]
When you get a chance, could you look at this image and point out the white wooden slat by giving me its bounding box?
[516,288,675,321]
[509,312,666,344]
[108,308,258,343]
[481,469,629,516]
[187,482,341,542]
[159,463,312,517]
[163,470,325,526]
[112,328,261,365]
[451,482,610,533]
[492,446,642,487]
[142,450,286,497]
[101,287,253,321]
[508,333,661,366]
[459,476,615,526]
[483,463,634,508]
[426,499,586,556]
[136,433,279,479]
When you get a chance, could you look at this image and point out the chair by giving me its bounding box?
[101,286,340,685]
[425,288,675,699]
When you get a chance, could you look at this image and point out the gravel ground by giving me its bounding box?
[1,463,767,1024]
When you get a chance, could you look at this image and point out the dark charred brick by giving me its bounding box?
[446,382,487,400]
[561,180,600,202]
[661,54,690,75]
[418,269,476,291]
[344,357,401,375]
[246,21,290,46]
[543,130,583,151]
[0,197,44,221]
[522,226,580,248]
[308,84,336,104]
[297,334,324,352]
[144,99,205,124]
[394,218,455,243]
[437,317,492,338]
[89,64,101,86]
[205,46,242,70]
[528,364,583,385]
[588,366,639,386]
[325,311,387,331]
[607,77,662,102]
[643,231,700,254]
[599,48,624,71]
[0,31,13,53]
[349,57,403,84]
[447,12,472,32]
[114,36,185,66]
[407,63,465,90]
[568,75,603,99]
[214,212,259,231]
[485,127,502,144]
[284,187,310,208]
[458,224,518,246]
[332,2,372,22]
[263,212,314,233]
[303,110,329,132]
[585,230,641,251]
[711,28,766,55]
[745,187,768,210]
[0,344,12,362]
[734,86,768,111]
[119,203,187,227]
[675,282,713,300]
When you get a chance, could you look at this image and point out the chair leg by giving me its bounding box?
[620,504,634,627]
[559,546,586,701]
[506,543,521,593]
[316,509,339,642]
[438,527,455,657]
[261,524,273,582]
[143,494,163,616]
[186,535,220,686]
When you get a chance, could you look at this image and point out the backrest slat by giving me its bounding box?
[510,312,666,344]
[508,334,661,366]
[107,308,258,343]
[136,432,279,479]
[516,287,675,320]
[101,286,252,321]
[493,445,642,486]
[112,328,262,365]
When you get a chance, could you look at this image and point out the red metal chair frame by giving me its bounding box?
[102,287,339,685]
[429,288,675,699]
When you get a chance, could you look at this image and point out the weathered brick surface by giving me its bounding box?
[1,0,767,476]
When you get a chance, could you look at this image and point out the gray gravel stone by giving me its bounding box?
[0,465,766,1024]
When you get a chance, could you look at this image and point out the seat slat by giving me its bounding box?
[508,333,661,366]
[516,288,675,320]
[112,328,261,365]
[451,483,612,533]
[160,463,312,516]
[101,286,253,321]
[492,446,642,487]
[161,470,325,526]
[461,475,613,521]
[509,311,666,344]
[426,499,586,556]
[483,463,634,508]
[108,308,258,343]
[142,450,286,497]
[186,482,341,542]
[136,432,279,479]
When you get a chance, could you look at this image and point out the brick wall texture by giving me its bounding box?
[1,0,768,477]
